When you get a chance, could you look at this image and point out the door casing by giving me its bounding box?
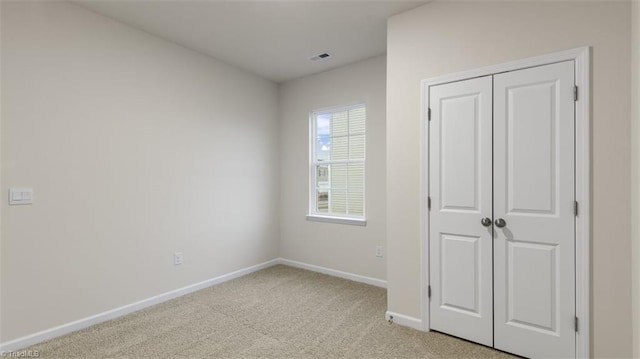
[420,47,591,358]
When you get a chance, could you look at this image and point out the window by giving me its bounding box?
[308,103,366,225]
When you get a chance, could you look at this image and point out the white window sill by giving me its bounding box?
[306,214,367,226]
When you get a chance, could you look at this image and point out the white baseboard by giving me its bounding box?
[278,258,386,288]
[0,258,280,352]
[385,311,423,331]
[0,257,386,352]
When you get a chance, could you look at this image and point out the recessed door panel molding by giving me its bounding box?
[506,81,558,216]
[429,76,493,347]
[439,94,480,212]
[507,240,559,333]
[440,233,480,315]
[494,60,575,358]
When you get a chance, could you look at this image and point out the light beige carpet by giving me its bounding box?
[25,265,515,358]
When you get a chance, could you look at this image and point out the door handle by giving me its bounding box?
[494,218,506,228]
[481,217,492,227]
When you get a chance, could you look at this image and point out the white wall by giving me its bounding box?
[0,1,279,343]
[632,2,640,357]
[279,56,386,281]
[386,2,632,357]
[0,0,3,345]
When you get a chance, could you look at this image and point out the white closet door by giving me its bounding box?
[493,61,575,358]
[429,76,493,346]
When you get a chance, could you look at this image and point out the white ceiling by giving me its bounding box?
[76,1,429,83]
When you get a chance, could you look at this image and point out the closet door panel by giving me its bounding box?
[493,61,575,359]
[429,76,493,346]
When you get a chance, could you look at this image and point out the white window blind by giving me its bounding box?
[310,104,365,220]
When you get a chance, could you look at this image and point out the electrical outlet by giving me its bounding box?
[174,252,183,265]
[376,246,383,258]
[9,188,34,205]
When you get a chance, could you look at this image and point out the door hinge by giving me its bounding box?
[428,285,432,299]
[574,201,579,217]
[428,107,431,121]
[575,316,579,333]
[574,85,578,102]
[428,197,431,210]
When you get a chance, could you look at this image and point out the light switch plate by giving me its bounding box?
[9,188,34,205]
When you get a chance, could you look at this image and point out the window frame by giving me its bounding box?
[306,102,367,226]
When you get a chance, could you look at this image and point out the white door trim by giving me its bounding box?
[420,46,591,358]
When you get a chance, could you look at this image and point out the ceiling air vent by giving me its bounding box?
[309,53,332,62]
